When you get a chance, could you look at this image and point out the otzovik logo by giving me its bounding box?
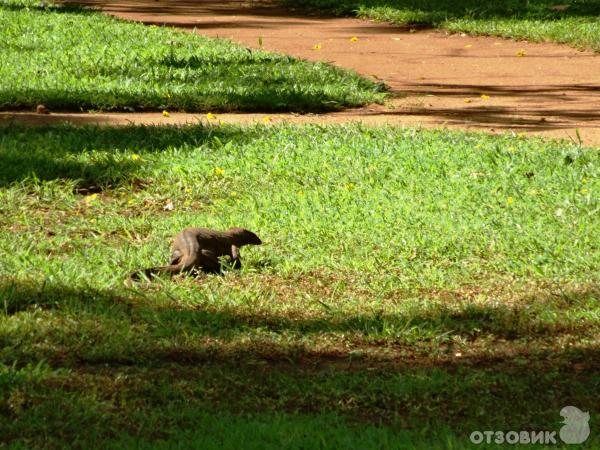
[469,406,591,445]
[560,406,590,445]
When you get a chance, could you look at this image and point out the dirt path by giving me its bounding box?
[4,0,600,145]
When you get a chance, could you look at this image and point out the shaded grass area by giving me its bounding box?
[0,123,598,448]
[1,277,598,447]
[289,0,600,51]
[0,0,384,113]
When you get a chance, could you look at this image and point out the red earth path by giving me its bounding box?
[4,0,600,146]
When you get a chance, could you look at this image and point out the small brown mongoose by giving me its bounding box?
[129,227,261,281]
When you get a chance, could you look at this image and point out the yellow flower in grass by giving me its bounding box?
[131,154,141,161]
[262,116,272,123]
[162,110,170,117]
[84,193,98,203]
[506,196,514,205]
[580,188,588,195]
[214,167,225,177]
[206,112,216,120]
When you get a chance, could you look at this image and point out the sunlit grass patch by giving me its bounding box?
[0,0,384,112]
[5,123,599,281]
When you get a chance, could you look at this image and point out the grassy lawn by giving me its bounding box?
[0,0,384,113]
[289,0,600,52]
[0,122,598,448]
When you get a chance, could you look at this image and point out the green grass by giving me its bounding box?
[0,0,384,113]
[1,123,599,448]
[289,0,600,51]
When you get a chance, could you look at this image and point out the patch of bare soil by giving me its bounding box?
[4,0,600,146]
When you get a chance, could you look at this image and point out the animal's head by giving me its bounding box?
[230,227,262,245]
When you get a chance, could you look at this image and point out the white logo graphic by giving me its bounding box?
[560,406,590,444]
[469,406,591,445]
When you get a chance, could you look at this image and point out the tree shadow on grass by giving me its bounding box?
[290,0,600,22]
[0,1,93,15]
[0,278,598,447]
[1,277,597,358]
[0,72,376,113]
[0,123,257,188]
[69,0,600,23]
